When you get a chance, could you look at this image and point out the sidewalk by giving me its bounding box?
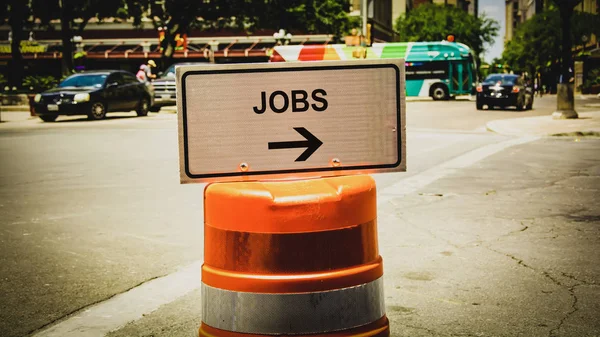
[487,111,600,137]
[104,128,600,337]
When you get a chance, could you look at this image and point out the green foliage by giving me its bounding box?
[572,11,600,45]
[581,68,600,91]
[32,0,128,31]
[29,0,127,74]
[502,7,599,74]
[502,10,561,74]
[127,0,353,58]
[394,4,499,65]
[291,0,353,38]
[22,75,59,92]
[259,0,353,38]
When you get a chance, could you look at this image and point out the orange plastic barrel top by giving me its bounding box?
[204,175,377,233]
[202,175,382,293]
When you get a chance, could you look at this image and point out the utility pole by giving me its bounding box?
[552,0,581,119]
[362,0,368,43]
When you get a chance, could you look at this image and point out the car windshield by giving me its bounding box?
[59,74,108,88]
[484,75,516,85]
[161,65,177,79]
[160,63,208,78]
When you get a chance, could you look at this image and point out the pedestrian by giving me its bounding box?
[136,64,148,82]
[146,60,157,81]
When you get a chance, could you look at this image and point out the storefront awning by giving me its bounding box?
[0,35,334,61]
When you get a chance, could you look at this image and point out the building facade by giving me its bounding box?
[349,0,403,42]
[504,0,544,42]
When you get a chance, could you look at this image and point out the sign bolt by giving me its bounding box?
[239,163,249,171]
[332,158,341,167]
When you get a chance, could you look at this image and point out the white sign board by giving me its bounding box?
[177,60,406,183]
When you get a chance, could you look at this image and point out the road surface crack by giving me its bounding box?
[548,285,579,337]
[485,247,584,337]
[485,246,567,287]
[560,271,596,286]
[504,221,530,237]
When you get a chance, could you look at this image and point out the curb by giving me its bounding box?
[405,95,474,102]
[0,105,31,112]
[486,123,600,138]
[486,112,600,138]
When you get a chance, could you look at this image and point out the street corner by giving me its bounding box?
[0,110,39,124]
[486,111,600,137]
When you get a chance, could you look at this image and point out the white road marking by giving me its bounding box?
[378,136,540,203]
[32,261,202,337]
[31,135,540,337]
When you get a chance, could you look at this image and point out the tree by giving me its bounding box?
[251,0,354,39]
[502,0,596,118]
[126,0,354,60]
[126,0,207,59]
[394,4,499,66]
[2,0,31,88]
[502,5,597,83]
[502,10,561,78]
[31,0,127,75]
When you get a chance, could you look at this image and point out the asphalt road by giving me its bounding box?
[0,95,598,337]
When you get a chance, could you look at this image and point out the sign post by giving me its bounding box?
[177,60,405,183]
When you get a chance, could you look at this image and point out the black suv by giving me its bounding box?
[33,70,154,122]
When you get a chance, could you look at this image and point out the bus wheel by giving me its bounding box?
[431,85,449,101]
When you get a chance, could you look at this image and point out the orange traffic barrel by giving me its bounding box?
[200,175,389,336]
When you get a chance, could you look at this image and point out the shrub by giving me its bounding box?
[22,75,58,92]
[581,68,600,94]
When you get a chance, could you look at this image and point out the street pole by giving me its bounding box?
[553,0,579,119]
[362,0,368,44]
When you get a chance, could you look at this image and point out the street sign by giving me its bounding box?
[177,60,406,183]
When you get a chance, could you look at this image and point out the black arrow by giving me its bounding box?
[268,127,323,162]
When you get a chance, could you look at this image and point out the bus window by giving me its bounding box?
[405,61,448,80]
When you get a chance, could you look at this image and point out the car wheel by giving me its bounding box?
[88,102,106,120]
[136,98,150,117]
[40,115,58,122]
[431,85,449,101]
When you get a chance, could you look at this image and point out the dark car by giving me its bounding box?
[33,70,154,122]
[476,74,533,111]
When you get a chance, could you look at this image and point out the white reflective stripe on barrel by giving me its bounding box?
[202,277,386,335]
